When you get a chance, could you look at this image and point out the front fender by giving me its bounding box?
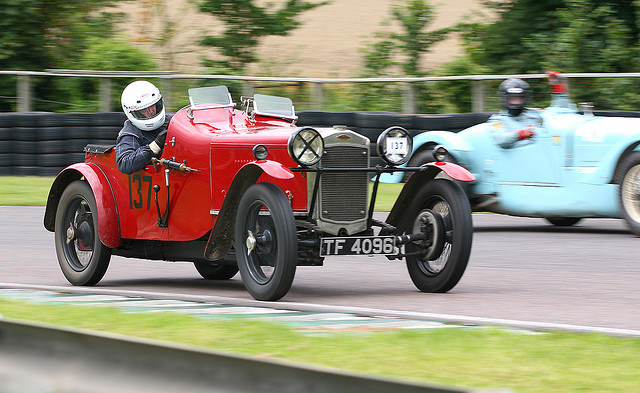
[249,160,295,180]
[204,160,293,261]
[385,164,474,230]
[582,139,640,185]
[422,162,475,182]
[43,163,121,248]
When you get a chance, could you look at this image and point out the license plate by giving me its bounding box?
[320,236,398,256]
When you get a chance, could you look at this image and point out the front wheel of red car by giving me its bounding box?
[54,180,112,286]
[235,183,298,301]
[404,179,473,293]
[618,152,640,236]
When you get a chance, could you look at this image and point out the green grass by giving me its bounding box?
[0,176,55,206]
[0,176,404,209]
[5,176,637,392]
[1,299,639,393]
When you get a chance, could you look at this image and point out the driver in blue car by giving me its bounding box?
[116,81,173,174]
[488,78,542,149]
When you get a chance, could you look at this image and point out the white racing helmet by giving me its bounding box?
[121,81,165,131]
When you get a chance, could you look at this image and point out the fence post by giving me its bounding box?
[17,75,32,112]
[311,82,324,110]
[402,82,416,114]
[242,81,255,98]
[99,78,112,112]
[161,79,173,111]
[472,80,485,112]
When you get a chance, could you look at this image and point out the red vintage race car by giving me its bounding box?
[44,86,475,301]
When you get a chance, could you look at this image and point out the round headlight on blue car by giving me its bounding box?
[288,127,324,166]
[376,126,413,166]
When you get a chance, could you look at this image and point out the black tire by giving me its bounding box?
[13,153,37,166]
[194,260,239,280]
[14,141,37,154]
[545,217,582,227]
[54,180,111,285]
[618,152,640,236]
[0,154,11,166]
[40,153,69,167]
[37,127,64,141]
[12,166,39,176]
[235,183,298,301]
[0,140,12,154]
[37,167,64,177]
[404,179,473,293]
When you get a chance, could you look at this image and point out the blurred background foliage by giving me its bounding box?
[2,0,640,113]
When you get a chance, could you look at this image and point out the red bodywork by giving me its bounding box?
[42,91,478,300]
[44,106,308,245]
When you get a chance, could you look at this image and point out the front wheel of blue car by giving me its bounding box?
[618,152,640,236]
[404,179,473,293]
[235,183,298,301]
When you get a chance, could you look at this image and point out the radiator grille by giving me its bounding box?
[319,145,369,222]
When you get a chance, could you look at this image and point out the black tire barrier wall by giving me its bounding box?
[0,110,635,176]
[0,112,127,176]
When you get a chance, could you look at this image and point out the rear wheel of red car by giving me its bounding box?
[404,179,473,293]
[618,152,640,236]
[235,183,297,301]
[194,261,238,280]
[54,180,112,285]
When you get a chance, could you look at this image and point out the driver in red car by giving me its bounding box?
[116,81,173,174]
[488,78,542,149]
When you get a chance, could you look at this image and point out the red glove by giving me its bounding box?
[546,70,568,94]
[517,125,535,140]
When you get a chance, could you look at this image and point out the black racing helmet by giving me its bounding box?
[499,78,531,116]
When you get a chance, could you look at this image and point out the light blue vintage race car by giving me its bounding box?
[382,95,640,236]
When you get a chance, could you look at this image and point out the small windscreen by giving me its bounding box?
[253,94,295,118]
[188,86,233,107]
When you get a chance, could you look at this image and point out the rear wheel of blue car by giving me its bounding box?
[545,217,582,227]
[54,180,112,286]
[618,152,640,236]
[194,260,238,280]
[235,183,297,301]
[404,179,473,293]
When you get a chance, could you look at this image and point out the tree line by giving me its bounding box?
[2,0,640,112]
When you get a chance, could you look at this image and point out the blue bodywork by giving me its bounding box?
[382,103,640,220]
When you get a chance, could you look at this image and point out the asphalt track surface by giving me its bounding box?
[2,206,639,334]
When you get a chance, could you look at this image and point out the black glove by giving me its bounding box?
[154,129,168,147]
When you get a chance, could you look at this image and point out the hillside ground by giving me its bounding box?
[117,0,487,77]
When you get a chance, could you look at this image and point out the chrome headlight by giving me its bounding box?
[288,127,324,166]
[376,126,412,166]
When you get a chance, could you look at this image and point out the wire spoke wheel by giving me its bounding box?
[619,153,640,236]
